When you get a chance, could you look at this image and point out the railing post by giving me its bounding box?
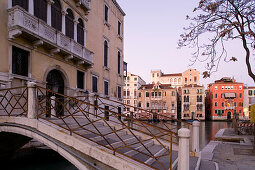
[27,82,37,119]
[192,121,200,153]
[51,96,56,117]
[178,128,190,170]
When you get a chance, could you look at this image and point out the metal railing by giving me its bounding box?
[36,86,178,170]
[0,86,28,117]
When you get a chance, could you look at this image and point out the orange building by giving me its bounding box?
[207,77,244,120]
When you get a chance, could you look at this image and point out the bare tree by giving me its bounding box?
[178,0,255,82]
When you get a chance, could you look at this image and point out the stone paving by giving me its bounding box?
[203,128,255,170]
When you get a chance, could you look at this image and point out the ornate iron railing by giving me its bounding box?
[36,86,177,169]
[0,86,28,117]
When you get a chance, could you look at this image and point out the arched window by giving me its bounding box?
[12,0,28,11]
[65,9,74,39]
[77,18,84,45]
[34,0,47,22]
[51,0,62,31]
[104,40,108,67]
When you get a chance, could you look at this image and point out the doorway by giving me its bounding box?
[46,69,65,117]
[227,111,232,120]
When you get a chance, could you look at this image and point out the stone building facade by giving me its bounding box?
[0,0,125,103]
[123,72,146,112]
[137,83,177,119]
[181,84,205,120]
[243,86,255,119]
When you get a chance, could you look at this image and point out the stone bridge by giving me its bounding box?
[0,83,216,170]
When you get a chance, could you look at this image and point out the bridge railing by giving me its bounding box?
[0,86,28,117]
[35,86,177,169]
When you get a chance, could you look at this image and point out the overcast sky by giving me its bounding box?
[116,0,255,87]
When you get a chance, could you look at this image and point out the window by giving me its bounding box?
[117,86,121,98]
[239,102,243,107]
[34,0,47,22]
[215,86,218,90]
[222,110,224,114]
[65,9,74,39]
[249,90,253,96]
[197,95,202,102]
[184,96,189,102]
[12,46,29,76]
[134,84,137,86]
[165,92,167,96]
[185,77,187,84]
[134,90,136,97]
[92,76,98,93]
[194,76,197,82]
[127,100,130,104]
[104,80,109,96]
[77,70,84,89]
[105,105,109,121]
[147,102,150,108]
[77,18,84,45]
[134,77,137,81]
[172,91,175,96]
[104,4,109,22]
[239,86,242,90]
[104,40,108,67]
[221,86,224,90]
[123,91,126,96]
[146,92,149,97]
[159,92,161,97]
[127,84,129,86]
[215,102,218,107]
[138,92,141,97]
[239,110,242,114]
[234,102,237,107]
[12,0,28,11]
[221,93,224,98]
[215,93,218,98]
[51,0,62,31]
[138,102,141,107]
[239,93,242,98]
[215,110,217,114]
[127,90,130,96]
[117,51,121,74]
[118,21,121,36]
[197,104,202,111]
[222,102,224,107]
[151,92,154,97]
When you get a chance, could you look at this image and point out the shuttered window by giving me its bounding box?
[77,70,84,89]
[104,80,109,96]
[12,46,29,77]
[104,40,108,67]
[34,0,47,22]
[118,51,121,74]
[12,0,28,11]
[77,19,84,45]
[51,0,62,31]
[117,86,121,99]
[92,76,98,93]
[65,9,74,39]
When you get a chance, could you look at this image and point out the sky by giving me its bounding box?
[116,0,255,87]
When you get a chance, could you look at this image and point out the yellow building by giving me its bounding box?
[0,0,125,101]
[181,84,205,120]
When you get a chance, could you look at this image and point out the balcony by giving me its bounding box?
[74,0,91,12]
[8,6,93,66]
[225,106,236,110]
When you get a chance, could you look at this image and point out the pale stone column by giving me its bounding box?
[28,0,34,15]
[84,27,87,47]
[62,10,67,34]
[47,0,53,26]
[27,82,37,119]
[192,121,200,153]
[74,19,78,41]
[178,128,190,170]
[51,96,56,117]
[8,0,12,9]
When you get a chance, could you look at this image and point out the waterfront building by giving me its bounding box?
[0,0,125,103]
[181,84,205,120]
[243,86,255,119]
[150,69,200,88]
[123,72,146,112]
[137,83,177,119]
[207,77,244,120]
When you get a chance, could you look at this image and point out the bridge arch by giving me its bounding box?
[0,122,96,170]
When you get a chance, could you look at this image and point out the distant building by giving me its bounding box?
[181,84,205,120]
[123,72,146,112]
[150,69,200,88]
[137,83,177,119]
[207,77,244,120]
[243,87,255,119]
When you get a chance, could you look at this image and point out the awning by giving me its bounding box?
[224,92,236,98]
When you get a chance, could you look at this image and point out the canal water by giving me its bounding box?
[4,121,231,169]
